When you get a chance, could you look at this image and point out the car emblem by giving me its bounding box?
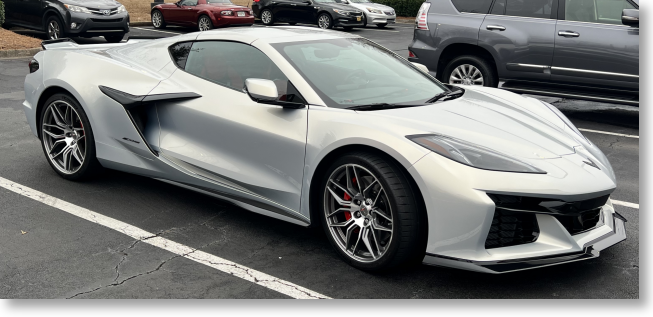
[101,9,111,15]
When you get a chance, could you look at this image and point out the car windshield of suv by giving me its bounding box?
[273,38,447,108]
[206,0,233,3]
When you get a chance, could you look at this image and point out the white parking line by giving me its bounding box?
[0,176,330,299]
[579,128,639,139]
[612,200,639,209]
[132,27,183,35]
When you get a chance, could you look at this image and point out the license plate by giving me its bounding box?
[237,12,245,17]
[356,16,361,21]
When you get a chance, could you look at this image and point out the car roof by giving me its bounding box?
[195,26,361,44]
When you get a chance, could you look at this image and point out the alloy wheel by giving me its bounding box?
[449,64,484,85]
[324,164,393,263]
[318,15,331,29]
[48,21,60,40]
[261,10,272,24]
[152,11,162,28]
[41,100,86,175]
[199,16,211,31]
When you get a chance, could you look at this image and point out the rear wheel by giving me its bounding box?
[317,13,333,29]
[261,9,274,25]
[198,15,213,31]
[152,10,166,29]
[104,34,124,43]
[45,16,64,40]
[319,152,426,272]
[40,93,103,180]
[441,55,498,87]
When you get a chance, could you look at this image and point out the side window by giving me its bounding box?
[505,0,553,18]
[183,41,304,103]
[451,0,494,14]
[565,0,636,25]
[169,42,192,69]
[490,0,506,15]
[180,0,198,6]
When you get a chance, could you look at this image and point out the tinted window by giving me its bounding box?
[490,0,506,14]
[505,0,553,18]
[180,0,198,6]
[565,0,636,25]
[184,41,300,101]
[451,0,493,13]
[169,42,192,69]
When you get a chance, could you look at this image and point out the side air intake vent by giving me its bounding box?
[485,210,539,249]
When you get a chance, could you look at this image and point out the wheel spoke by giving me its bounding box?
[352,166,363,195]
[327,207,350,218]
[372,220,392,232]
[51,105,67,128]
[472,68,481,78]
[76,146,85,160]
[43,123,64,130]
[50,139,66,150]
[351,228,362,254]
[329,179,353,199]
[373,188,383,207]
[345,166,356,195]
[370,226,381,255]
[361,228,377,259]
[62,147,73,170]
[327,187,351,206]
[453,68,462,80]
[363,179,377,195]
[329,218,354,228]
[372,209,392,222]
[42,129,64,139]
[72,146,84,165]
[345,223,357,250]
[50,144,69,159]
[64,105,71,126]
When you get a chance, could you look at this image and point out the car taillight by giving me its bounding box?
[29,59,39,73]
[408,51,416,58]
[416,2,430,30]
[253,0,260,2]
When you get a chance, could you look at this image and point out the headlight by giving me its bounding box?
[540,100,586,141]
[64,4,91,13]
[367,7,383,14]
[221,11,233,15]
[332,9,350,15]
[116,5,127,13]
[407,134,546,174]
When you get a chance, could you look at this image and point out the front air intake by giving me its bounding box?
[485,209,539,249]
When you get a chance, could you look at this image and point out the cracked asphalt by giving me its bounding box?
[0,24,639,298]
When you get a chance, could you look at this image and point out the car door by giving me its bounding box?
[272,0,294,22]
[551,0,638,90]
[179,0,200,24]
[478,0,557,81]
[3,0,18,23]
[22,0,42,27]
[292,0,316,23]
[156,41,309,218]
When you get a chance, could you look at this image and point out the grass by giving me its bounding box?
[122,0,254,22]
[0,28,42,50]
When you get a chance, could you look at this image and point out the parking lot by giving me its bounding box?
[0,23,639,299]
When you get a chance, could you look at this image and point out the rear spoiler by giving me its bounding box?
[41,36,165,50]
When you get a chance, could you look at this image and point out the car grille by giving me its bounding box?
[88,7,120,16]
[485,209,539,249]
[91,18,123,23]
[350,12,363,17]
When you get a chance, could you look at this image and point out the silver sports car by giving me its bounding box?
[23,27,626,273]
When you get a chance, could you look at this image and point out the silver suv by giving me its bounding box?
[408,0,639,105]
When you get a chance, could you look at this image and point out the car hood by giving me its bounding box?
[364,86,581,160]
[348,3,393,11]
[321,3,362,11]
[62,0,122,9]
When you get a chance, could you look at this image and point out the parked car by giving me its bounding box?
[408,0,640,105]
[252,0,364,30]
[335,0,396,28]
[2,0,129,43]
[25,27,625,273]
[151,0,255,31]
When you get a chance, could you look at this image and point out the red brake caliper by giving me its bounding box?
[343,192,352,220]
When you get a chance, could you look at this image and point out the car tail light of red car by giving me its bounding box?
[221,11,233,16]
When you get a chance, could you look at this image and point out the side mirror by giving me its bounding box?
[176,2,182,7]
[622,9,639,27]
[341,0,350,4]
[411,62,429,73]
[245,79,305,109]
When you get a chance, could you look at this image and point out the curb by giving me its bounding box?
[0,47,42,58]
[130,21,153,27]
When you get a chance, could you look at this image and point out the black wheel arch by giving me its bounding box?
[42,8,66,32]
[436,43,499,83]
[35,86,74,140]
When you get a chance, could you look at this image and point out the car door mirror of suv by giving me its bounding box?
[245,79,305,109]
[622,9,639,27]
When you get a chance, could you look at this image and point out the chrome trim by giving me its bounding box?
[558,31,579,37]
[486,25,506,31]
[556,19,638,28]
[500,87,639,105]
[551,66,639,78]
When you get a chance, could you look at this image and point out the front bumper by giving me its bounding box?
[66,11,130,36]
[364,11,396,25]
[334,14,365,27]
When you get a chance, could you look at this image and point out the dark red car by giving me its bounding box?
[151,0,255,31]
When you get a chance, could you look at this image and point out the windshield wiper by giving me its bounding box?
[346,103,418,111]
[425,88,465,104]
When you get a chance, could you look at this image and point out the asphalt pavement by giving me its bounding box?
[0,23,639,298]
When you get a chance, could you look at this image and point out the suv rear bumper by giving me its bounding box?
[67,11,130,37]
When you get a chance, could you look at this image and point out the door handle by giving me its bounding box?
[486,25,506,31]
[558,31,579,37]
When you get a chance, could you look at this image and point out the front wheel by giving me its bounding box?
[39,93,103,180]
[261,9,274,26]
[319,152,426,272]
[317,13,333,29]
[198,15,213,31]
[104,34,125,43]
[441,55,498,87]
[45,16,64,40]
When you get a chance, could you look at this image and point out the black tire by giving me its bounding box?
[317,13,333,29]
[288,22,297,25]
[151,9,166,29]
[362,13,368,27]
[343,26,353,31]
[441,55,498,87]
[319,152,426,272]
[198,15,213,31]
[104,34,125,43]
[39,93,103,181]
[376,23,387,28]
[45,15,65,40]
[261,9,274,26]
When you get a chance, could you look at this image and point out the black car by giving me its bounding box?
[252,0,364,30]
[2,0,130,43]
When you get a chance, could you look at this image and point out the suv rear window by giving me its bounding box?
[451,0,493,13]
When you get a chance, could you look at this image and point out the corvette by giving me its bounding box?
[23,27,626,273]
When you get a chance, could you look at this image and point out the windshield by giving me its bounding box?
[206,0,233,3]
[272,38,447,108]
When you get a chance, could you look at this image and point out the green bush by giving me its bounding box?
[0,1,5,27]
[373,0,424,17]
